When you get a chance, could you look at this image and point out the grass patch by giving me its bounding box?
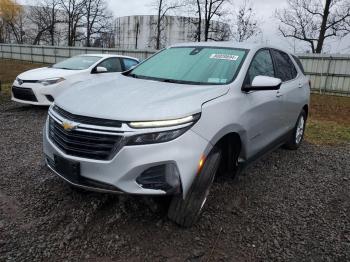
[306,119,350,145]
[0,59,47,84]
[0,59,47,104]
[306,94,350,145]
[0,83,11,103]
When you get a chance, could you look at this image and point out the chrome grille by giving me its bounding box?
[48,117,123,160]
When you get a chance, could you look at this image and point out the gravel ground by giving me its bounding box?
[0,100,349,262]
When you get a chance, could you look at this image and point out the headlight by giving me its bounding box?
[127,128,189,145]
[128,114,200,128]
[127,114,200,145]
[38,77,65,86]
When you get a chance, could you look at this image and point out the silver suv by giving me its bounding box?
[43,42,310,227]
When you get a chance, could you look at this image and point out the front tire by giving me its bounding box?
[167,149,222,227]
[284,110,307,150]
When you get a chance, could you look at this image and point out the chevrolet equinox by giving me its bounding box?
[43,42,310,227]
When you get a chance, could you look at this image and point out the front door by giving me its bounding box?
[242,49,285,158]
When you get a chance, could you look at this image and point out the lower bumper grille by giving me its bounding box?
[48,117,123,160]
[46,156,123,193]
[12,86,38,102]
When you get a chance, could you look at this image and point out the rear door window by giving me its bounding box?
[245,49,275,85]
[271,50,297,82]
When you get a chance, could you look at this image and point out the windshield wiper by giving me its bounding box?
[53,67,76,70]
[126,74,208,85]
[160,78,185,84]
[159,78,208,85]
[128,73,139,78]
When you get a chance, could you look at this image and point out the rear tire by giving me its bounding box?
[167,149,221,227]
[284,110,307,150]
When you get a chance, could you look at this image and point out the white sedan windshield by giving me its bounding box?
[52,56,102,70]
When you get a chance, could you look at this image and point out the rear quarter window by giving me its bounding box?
[123,59,139,71]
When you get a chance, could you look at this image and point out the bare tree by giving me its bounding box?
[0,0,25,43]
[276,0,350,53]
[152,0,183,49]
[28,0,60,45]
[83,0,112,47]
[189,0,231,42]
[195,0,201,41]
[232,0,260,42]
[59,0,86,46]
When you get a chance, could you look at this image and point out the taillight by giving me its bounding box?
[308,80,312,90]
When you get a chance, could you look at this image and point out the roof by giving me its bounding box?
[170,41,293,55]
[79,53,139,61]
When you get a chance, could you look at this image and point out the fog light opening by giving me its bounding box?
[136,164,181,194]
[45,95,54,102]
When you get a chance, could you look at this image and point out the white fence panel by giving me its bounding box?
[0,44,156,63]
[298,54,350,96]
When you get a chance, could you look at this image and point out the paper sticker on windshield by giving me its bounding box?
[210,54,239,61]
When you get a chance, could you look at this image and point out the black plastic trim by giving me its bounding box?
[53,105,122,128]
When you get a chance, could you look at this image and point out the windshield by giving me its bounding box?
[52,56,102,70]
[129,47,247,85]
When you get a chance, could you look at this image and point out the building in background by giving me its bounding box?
[115,15,231,50]
[2,5,231,49]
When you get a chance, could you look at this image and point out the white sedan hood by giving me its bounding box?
[17,67,81,80]
[56,74,229,121]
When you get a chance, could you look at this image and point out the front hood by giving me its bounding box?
[56,74,229,121]
[18,67,81,80]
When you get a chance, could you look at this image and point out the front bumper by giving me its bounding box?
[43,119,212,197]
[11,82,63,106]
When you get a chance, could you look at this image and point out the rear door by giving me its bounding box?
[270,49,303,133]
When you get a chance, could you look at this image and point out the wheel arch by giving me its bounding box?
[211,131,245,176]
[302,104,309,119]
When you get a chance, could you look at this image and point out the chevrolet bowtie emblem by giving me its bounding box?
[62,121,78,131]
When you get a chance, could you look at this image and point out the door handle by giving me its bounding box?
[298,83,303,88]
[276,92,283,98]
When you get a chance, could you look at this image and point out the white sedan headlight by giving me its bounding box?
[38,77,65,86]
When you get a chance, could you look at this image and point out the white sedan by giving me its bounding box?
[11,54,139,106]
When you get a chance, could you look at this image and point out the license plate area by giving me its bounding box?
[54,155,80,181]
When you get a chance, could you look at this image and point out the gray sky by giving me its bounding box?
[22,0,350,53]
[106,0,350,53]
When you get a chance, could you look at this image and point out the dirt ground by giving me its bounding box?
[0,59,350,261]
[0,97,349,261]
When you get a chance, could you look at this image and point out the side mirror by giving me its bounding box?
[242,76,282,92]
[95,66,108,73]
